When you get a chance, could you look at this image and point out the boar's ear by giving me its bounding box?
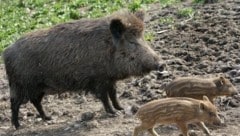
[199,103,205,111]
[110,19,126,41]
[203,95,210,101]
[134,10,145,21]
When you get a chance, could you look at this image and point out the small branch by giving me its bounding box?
[156,30,168,34]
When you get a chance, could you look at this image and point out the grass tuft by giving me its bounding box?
[177,7,195,18]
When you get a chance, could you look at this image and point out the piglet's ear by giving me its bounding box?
[203,95,210,101]
[110,19,126,40]
[134,10,145,21]
[219,76,226,85]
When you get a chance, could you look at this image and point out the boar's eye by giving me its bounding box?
[129,41,135,45]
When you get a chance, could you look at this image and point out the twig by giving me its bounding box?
[156,30,168,34]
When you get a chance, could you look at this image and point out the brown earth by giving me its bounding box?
[0,0,240,136]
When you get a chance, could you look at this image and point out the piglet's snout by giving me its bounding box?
[213,114,223,126]
[231,91,239,96]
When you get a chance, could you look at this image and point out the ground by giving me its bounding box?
[0,0,240,136]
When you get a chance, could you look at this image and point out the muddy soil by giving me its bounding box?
[0,0,240,136]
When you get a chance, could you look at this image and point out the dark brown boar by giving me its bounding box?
[3,10,165,129]
[165,76,238,103]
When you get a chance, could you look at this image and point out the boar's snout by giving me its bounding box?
[157,63,166,72]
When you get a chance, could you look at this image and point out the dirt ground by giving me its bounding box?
[0,0,240,136]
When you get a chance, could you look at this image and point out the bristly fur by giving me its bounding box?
[165,76,237,103]
[110,10,145,37]
[133,96,221,136]
[3,9,161,129]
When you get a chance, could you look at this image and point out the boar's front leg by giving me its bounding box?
[108,86,123,110]
[98,90,115,114]
[95,83,116,114]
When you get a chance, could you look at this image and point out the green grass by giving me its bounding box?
[0,0,151,54]
[0,0,182,55]
[193,0,205,3]
[177,7,195,18]
[159,16,175,25]
[159,0,181,7]
[145,31,155,42]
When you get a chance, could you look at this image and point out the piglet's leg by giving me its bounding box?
[133,125,144,136]
[176,122,189,136]
[148,128,159,136]
[196,122,211,135]
[133,123,153,136]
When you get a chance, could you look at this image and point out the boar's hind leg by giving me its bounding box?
[10,83,26,129]
[11,96,23,129]
[30,92,51,120]
[108,87,123,110]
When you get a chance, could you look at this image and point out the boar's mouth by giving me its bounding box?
[141,66,152,74]
[142,63,165,73]
[141,63,164,74]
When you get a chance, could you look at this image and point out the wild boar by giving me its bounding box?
[133,96,221,136]
[3,10,165,129]
[165,76,238,103]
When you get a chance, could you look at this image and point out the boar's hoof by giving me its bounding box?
[107,111,123,117]
[12,119,20,130]
[37,115,52,121]
[14,123,20,130]
[106,107,116,114]
[114,105,124,111]
[43,116,52,121]
[115,110,123,116]
[15,125,24,130]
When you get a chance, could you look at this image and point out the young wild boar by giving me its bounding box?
[133,96,221,136]
[165,76,238,103]
[3,10,165,129]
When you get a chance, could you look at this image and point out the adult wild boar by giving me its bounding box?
[3,10,165,129]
